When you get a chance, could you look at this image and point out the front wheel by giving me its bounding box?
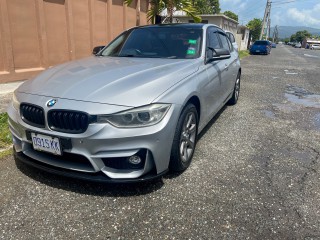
[228,72,241,105]
[169,104,198,172]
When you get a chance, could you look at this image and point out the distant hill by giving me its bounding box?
[270,26,320,39]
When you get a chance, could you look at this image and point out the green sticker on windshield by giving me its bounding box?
[187,48,196,55]
[188,39,197,44]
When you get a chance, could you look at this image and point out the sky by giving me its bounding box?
[220,0,320,29]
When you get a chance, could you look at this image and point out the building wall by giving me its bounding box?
[0,0,148,83]
[302,38,320,48]
[236,28,250,51]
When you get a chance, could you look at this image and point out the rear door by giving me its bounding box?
[217,32,238,99]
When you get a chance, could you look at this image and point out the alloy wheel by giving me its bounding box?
[179,112,197,162]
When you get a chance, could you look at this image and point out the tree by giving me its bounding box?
[125,0,201,24]
[290,33,296,42]
[223,10,238,22]
[283,38,290,44]
[211,0,220,13]
[194,0,220,14]
[290,30,312,43]
[246,18,262,41]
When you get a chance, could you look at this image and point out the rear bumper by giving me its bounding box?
[14,148,168,183]
[250,49,268,54]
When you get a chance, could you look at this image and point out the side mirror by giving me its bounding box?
[206,47,231,63]
[92,46,105,55]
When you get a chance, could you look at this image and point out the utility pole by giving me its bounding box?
[260,0,271,40]
[267,12,271,40]
[272,25,279,43]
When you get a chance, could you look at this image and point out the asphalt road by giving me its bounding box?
[1,45,320,239]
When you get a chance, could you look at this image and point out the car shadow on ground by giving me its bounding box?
[198,105,227,140]
[15,159,164,197]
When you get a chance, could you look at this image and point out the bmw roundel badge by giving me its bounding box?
[47,99,57,107]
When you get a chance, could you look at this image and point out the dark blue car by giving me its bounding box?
[250,40,271,55]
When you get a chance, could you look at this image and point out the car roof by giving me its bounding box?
[132,23,225,32]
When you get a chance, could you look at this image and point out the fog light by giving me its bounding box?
[128,155,142,165]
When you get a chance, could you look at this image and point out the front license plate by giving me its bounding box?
[256,50,260,52]
[31,133,62,155]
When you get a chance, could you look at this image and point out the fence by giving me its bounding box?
[0,0,148,83]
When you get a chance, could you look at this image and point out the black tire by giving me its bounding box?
[228,72,241,105]
[169,104,198,172]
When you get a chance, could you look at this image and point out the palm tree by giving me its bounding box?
[125,0,201,24]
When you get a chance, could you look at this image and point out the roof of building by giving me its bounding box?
[306,38,320,44]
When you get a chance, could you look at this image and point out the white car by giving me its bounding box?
[294,43,302,48]
[311,44,320,50]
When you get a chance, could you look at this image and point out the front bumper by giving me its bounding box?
[8,96,181,181]
[14,148,168,183]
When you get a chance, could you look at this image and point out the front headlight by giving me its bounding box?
[12,92,20,110]
[96,103,171,128]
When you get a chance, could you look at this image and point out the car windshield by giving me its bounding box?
[254,41,268,45]
[100,27,203,59]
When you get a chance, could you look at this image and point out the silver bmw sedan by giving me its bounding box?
[8,23,241,182]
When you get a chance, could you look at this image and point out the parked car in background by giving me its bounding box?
[271,42,277,48]
[225,31,238,52]
[250,40,271,55]
[294,43,302,48]
[311,44,320,50]
[267,40,272,50]
[7,24,241,182]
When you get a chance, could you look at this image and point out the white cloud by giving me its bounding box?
[221,0,248,13]
[239,2,248,11]
[286,4,320,28]
[221,0,242,4]
[272,11,284,26]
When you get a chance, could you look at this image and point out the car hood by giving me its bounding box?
[18,56,200,107]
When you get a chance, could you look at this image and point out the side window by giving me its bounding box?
[226,36,234,52]
[206,28,222,60]
[228,33,235,43]
[208,31,221,49]
[218,33,230,51]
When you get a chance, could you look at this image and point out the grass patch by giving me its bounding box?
[239,50,250,59]
[0,112,12,150]
[0,148,12,158]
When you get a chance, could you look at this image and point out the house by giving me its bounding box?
[236,25,250,51]
[173,14,238,37]
[173,14,252,51]
[302,38,320,48]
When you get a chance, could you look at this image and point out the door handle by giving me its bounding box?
[224,64,229,70]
